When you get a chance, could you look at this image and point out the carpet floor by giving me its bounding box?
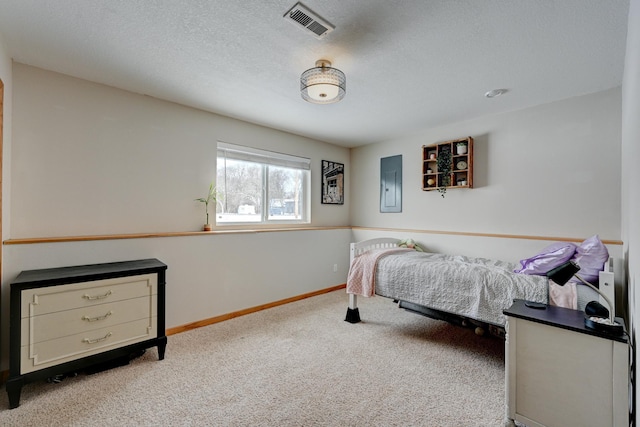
[0,290,507,426]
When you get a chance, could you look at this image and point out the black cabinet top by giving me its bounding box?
[504,299,628,343]
[12,258,167,289]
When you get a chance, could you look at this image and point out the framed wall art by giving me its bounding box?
[321,160,344,204]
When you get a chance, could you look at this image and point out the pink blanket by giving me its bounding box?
[347,248,411,297]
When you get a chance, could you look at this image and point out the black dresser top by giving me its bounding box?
[12,258,167,289]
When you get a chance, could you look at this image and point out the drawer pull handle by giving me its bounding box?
[82,311,113,322]
[82,290,112,300]
[82,332,112,344]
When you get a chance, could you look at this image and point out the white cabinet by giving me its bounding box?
[7,259,167,408]
[504,300,629,427]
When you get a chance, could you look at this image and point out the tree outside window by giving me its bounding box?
[216,143,310,224]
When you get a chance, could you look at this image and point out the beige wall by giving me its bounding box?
[0,33,12,250]
[0,30,13,373]
[622,0,640,416]
[11,64,350,238]
[350,89,622,243]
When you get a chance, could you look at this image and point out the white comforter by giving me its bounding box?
[371,251,549,326]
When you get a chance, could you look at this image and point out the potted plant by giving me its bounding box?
[195,182,218,231]
[456,141,468,155]
[436,148,452,198]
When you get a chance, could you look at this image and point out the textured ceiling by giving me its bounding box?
[0,0,630,147]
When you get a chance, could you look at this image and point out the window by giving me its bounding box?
[216,142,310,224]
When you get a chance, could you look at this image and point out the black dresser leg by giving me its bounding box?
[157,336,167,360]
[6,377,24,409]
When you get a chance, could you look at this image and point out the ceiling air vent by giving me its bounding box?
[284,2,334,39]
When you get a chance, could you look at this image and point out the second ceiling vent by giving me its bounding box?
[284,2,334,39]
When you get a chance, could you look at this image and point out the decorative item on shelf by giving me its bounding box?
[436,148,452,198]
[195,182,218,231]
[456,160,467,170]
[429,152,436,159]
[457,179,467,186]
[427,178,435,186]
[456,142,468,155]
[426,168,433,174]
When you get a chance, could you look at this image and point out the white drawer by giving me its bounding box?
[21,295,157,346]
[20,274,157,317]
[20,318,157,374]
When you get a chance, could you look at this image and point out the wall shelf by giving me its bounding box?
[422,137,473,192]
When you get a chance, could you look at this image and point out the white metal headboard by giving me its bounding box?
[349,238,399,263]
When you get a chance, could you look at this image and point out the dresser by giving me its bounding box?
[6,259,167,409]
[504,299,629,427]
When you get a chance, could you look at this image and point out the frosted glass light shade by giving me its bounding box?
[300,60,346,104]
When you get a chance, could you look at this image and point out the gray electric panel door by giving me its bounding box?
[380,155,402,213]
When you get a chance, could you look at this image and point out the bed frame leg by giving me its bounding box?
[345,308,360,323]
[345,294,361,323]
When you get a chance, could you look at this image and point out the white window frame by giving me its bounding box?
[216,142,311,225]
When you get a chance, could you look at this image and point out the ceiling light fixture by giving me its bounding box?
[484,88,508,98]
[300,60,346,104]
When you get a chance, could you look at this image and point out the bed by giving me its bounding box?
[345,237,615,337]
